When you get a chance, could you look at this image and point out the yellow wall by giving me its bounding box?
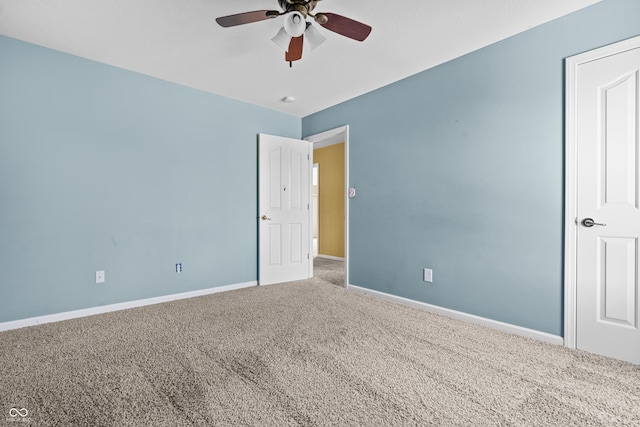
[313,143,344,258]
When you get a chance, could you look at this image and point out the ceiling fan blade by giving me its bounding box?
[216,10,279,28]
[285,35,304,62]
[319,13,372,41]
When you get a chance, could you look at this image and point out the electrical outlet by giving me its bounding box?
[96,270,105,284]
[423,268,433,283]
[176,263,182,273]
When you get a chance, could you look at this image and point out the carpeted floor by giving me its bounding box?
[1,275,639,426]
[312,257,344,287]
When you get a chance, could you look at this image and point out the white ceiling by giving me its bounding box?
[0,0,601,117]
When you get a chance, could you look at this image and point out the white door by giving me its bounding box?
[258,134,312,286]
[569,37,640,364]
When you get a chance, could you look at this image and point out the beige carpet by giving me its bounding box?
[1,277,639,426]
[313,257,344,287]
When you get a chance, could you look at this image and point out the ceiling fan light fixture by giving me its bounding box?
[271,26,292,51]
[284,11,306,37]
[305,23,326,51]
[216,1,373,63]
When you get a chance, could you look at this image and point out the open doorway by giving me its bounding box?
[305,126,349,288]
[312,164,320,258]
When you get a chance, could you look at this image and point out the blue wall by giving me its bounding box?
[0,36,300,323]
[3,0,639,333]
[303,0,640,336]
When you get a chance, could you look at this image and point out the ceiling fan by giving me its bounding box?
[216,0,372,65]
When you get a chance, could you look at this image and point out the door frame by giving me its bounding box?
[304,125,350,288]
[563,35,640,349]
[312,162,320,258]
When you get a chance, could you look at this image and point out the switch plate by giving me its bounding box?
[423,268,433,283]
[96,270,105,284]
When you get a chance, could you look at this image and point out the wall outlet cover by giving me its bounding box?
[96,270,105,284]
[423,268,433,283]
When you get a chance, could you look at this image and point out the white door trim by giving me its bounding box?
[305,125,350,288]
[564,35,640,349]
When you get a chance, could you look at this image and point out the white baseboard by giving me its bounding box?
[317,254,345,261]
[0,281,257,332]
[347,284,564,346]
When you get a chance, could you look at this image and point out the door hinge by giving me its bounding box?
[307,253,310,259]
[307,154,310,160]
[307,203,309,210]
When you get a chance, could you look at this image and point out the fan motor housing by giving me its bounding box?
[279,0,319,16]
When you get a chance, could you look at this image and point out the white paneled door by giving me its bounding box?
[258,134,312,286]
[570,37,640,364]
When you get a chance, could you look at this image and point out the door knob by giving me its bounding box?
[260,215,271,221]
[581,218,606,227]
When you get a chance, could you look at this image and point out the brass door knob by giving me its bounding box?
[261,215,272,221]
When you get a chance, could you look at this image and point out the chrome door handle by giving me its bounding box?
[581,218,606,227]
[260,215,271,221]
